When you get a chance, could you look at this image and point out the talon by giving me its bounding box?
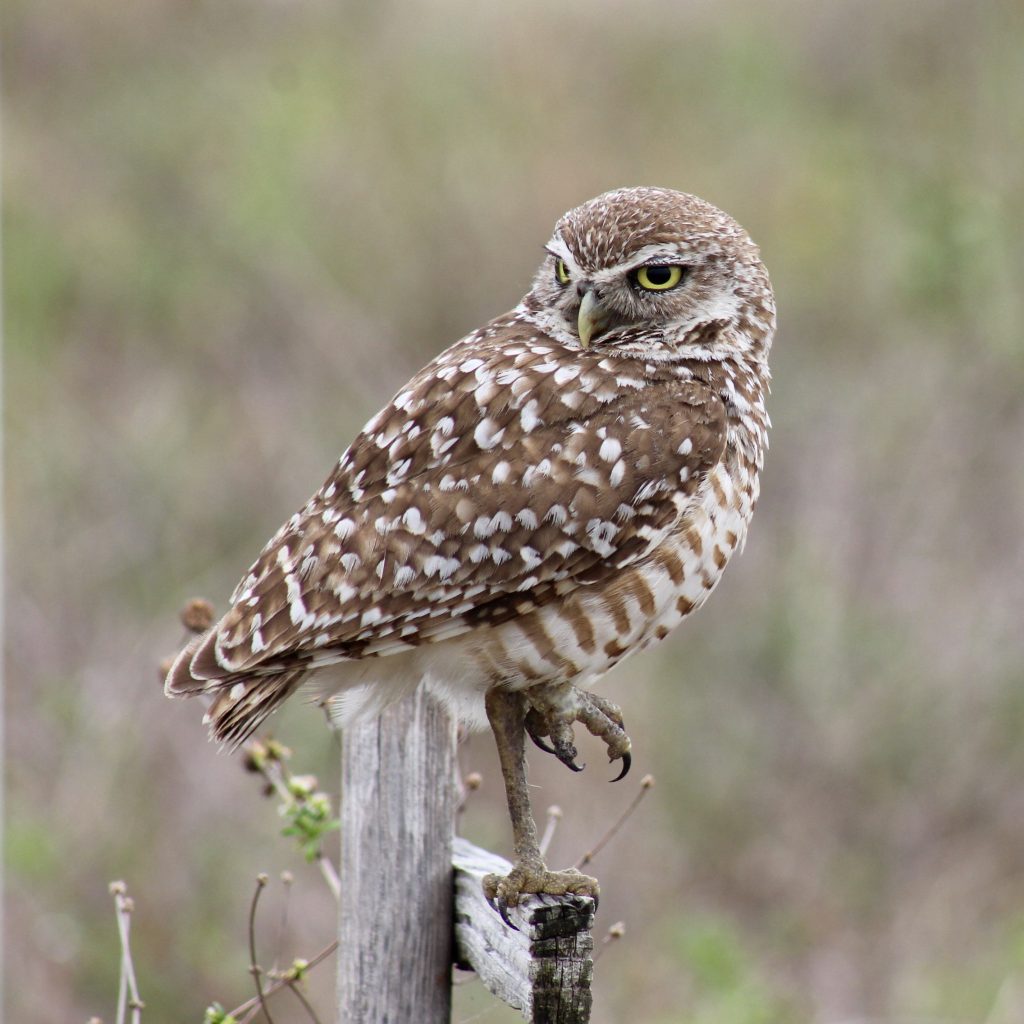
[556,748,584,772]
[496,897,517,930]
[610,751,631,782]
[552,734,584,773]
[524,709,556,754]
[528,732,556,755]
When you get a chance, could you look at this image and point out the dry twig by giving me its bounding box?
[593,920,626,962]
[247,874,275,1024]
[109,881,145,1024]
[539,804,563,858]
[574,774,655,870]
[230,941,339,1024]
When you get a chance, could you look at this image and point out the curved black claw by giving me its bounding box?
[495,896,518,931]
[527,731,556,755]
[551,736,585,773]
[525,708,556,754]
[556,749,585,773]
[610,751,631,782]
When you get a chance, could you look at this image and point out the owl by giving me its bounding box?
[167,186,775,918]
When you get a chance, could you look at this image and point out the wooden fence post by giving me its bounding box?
[337,687,456,1023]
[337,686,596,1023]
[453,838,595,1023]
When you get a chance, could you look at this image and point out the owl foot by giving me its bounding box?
[525,685,632,781]
[482,861,599,929]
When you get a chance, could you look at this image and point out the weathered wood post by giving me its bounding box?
[453,839,595,1022]
[338,687,457,1022]
[338,686,596,1023]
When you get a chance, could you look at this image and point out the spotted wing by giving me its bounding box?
[184,317,726,683]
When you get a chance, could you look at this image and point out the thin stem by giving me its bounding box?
[285,981,323,1024]
[248,875,276,1024]
[273,872,293,974]
[109,882,144,1024]
[573,774,655,870]
[593,921,626,962]
[538,805,562,859]
[316,853,342,903]
[230,941,339,1022]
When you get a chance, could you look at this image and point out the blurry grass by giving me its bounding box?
[667,916,799,1024]
[6,1,1024,1022]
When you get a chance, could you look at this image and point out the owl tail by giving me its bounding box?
[165,630,305,748]
[201,670,306,748]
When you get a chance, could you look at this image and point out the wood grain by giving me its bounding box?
[337,688,457,1023]
[453,836,595,1024]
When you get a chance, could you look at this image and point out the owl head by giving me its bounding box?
[523,187,774,362]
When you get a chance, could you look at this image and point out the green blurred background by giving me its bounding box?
[6,1,1024,1021]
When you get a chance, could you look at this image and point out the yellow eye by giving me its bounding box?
[635,265,684,291]
[555,258,571,286]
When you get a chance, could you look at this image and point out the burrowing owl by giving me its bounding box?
[167,187,775,916]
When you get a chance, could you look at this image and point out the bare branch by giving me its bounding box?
[283,976,322,1024]
[272,871,294,974]
[539,804,563,859]
[247,874,275,1024]
[593,921,626,963]
[229,941,338,1023]
[315,853,341,903]
[109,881,144,1024]
[573,774,655,870]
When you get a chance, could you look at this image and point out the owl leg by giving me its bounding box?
[525,684,632,781]
[481,687,599,926]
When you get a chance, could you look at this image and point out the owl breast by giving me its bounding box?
[461,368,767,698]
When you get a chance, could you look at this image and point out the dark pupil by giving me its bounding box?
[645,266,673,285]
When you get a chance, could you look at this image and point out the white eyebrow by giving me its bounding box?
[544,237,691,277]
[543,235,575,263]
[617,242,689,269]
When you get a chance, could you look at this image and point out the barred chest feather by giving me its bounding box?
[454,357,769,706]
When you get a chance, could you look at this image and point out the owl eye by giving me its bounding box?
[635,265,685,291]
[555,259,572,286]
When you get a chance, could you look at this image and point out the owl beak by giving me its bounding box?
[577,290,609,350]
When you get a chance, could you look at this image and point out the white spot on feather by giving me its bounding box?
[520,400,540,433]
[474,418,504,451]
[394,565,416,587]
[546,504,567,525]
[515,509,538,529]
[360,607,383,627]
[402,507,426,534]
[520,546,542,568]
